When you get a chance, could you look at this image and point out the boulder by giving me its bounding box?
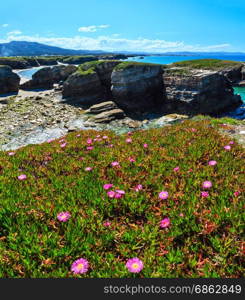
[85,101,118,114]
[163,70,242,115]
[242,66,245,80]
[0,65,20,94]
[21,65,77,90]
[219,65,244,84]
[88,109,125,123]
[111,62,165,114]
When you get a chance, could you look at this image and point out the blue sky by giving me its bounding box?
[1,0,245,52]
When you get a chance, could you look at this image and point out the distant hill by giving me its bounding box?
[0,41,107,56]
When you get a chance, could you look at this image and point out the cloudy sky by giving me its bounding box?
[1,0,245,52]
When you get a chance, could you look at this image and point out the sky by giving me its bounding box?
[0,0,245,53]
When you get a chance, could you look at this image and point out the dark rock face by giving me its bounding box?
[0,58,30,69]
[111,64,165,113]
[0,65,20,94]
[242,66,245,80]
[219,65,244,84]
[163,70,242,115]
[21,65,77,90]
[62,61,120,105]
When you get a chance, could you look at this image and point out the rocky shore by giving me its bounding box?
[0,58,244,150]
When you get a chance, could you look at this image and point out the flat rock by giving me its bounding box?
[89,109,125,123]
[85,101,118,114]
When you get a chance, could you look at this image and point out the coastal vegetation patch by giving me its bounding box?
[0,119,244,278]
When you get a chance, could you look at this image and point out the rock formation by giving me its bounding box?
[111,62,165,113]
[0,65,20,94]
[21,65,77,89]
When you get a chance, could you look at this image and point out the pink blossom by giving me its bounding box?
[79,157,84,161]
[160,217,170,228]
[57,212,71,222]
[114,193,123,199]
[234,191,241,197]
[103,183,113,190]
[60,143,67,148]
[202,181,212,189]
[126,258,144,273]
[134,184,143,191]
[229,141,234,145]
[201,191,209,198]
[115,190,125,195]
[85,167,92,171]
[208,160,217,166]
[111,161,120,167]
[127,132,133,136]
[8,152,15,156]
[191,128,197,132]
[159,191,169,200]
[87,138,93,144]
[126,138,132,143]
[107,144,114,148]
[86,146,94,151]
[143,143,148,148]
[107,190,116,198]
[59,139,65,143]
[224,145,231,151]
[76,134,81,137]
[173,167,180,172]
[96,135,101,138]
[128,157,136,163]
[71,258,89,274]
[102,136,108,139]
[179,213,184,217]
[47,139,54,143]
[18,174,27,181]
[103,221,111,227]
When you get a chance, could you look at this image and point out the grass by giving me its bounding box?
[114,61,164,71]
[0,119,244,278]
[172,59,243,71]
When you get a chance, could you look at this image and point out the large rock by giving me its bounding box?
[219,65,244,84]
[111,62,165,113]
[85,101,118,114]
[242,66,245,80]
[163,69,242,114]
[88,109,125,123]
[0,58,30,69]
[62,61,120,104]
[0,65,20,94]
[21,65,77,89]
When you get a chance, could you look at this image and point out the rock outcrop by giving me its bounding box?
[21,65,77,90]
[88,109,125,123]
[85,101,118,114]
[62,61,120,105]
[0,65,20,94]
[163,69,242,115]
[219,65,244,84]
[111,62,165,113]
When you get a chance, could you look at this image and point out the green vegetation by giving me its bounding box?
[0,119,244,278]
[172,59,243,71]
[114,61,164,71]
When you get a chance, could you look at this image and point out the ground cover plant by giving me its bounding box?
[172,59,243,70]
[0,119,244,278]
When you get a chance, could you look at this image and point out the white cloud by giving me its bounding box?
[0,33,232,53]
[2,24,9,28]
[7,30,22,35]
[78,24,110,33]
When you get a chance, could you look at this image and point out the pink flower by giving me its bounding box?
[126,138,132,143]
[18,174,27,180]
[111,161,120,167]
[126,258,144,273]
[59,139,65,143]
[60,143,67,148]
[96,135,101,138]
[143,143,148,148]
[128,157,136,163]
[71,258,89,274]
[173,167,180,172]
[127,132,133,136]
[87,138,93,144]
[76,134,81,137]
[47,139,54,143]
[86,146,94,150]
[208,160,217,166]
[8,152,15,156]
[234,191,240,197]
[229,141,234,145]
[201,191,209,198]
[107,190,116,198]
[103,184,113,190]
[179,213,184,217]
[115,190,125,195]
[103,136,108,139]
[202,181,212,189]
[79,157,84,161]
[134,184,143,192]
[224,145,231,151]
[85,167,92,171]
[160,217,170,228]
[191,128,197,132]
[57,212,71,222]
[103,221,111,227]
[188,168,193,173]
[107,144,114,148]
[159,191,169,200]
